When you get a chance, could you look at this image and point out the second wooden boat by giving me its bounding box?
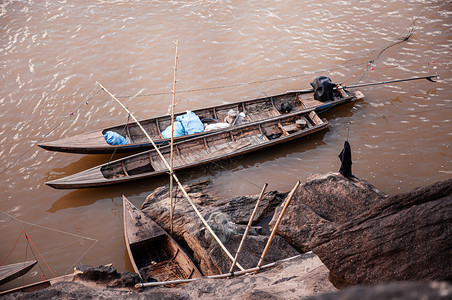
[46,110,329,189]
[123,196,202,282]
[38,88,362,154]
[0,261,37,286]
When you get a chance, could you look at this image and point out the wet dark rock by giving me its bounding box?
[269,172,387,253]
[142,179,298,275]
[107,271,142,288]
[75,265,119,282]
[309,178,452,287]
[74,265,140,288]
[5,175,449,299]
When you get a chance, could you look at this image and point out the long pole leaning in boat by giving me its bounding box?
[169,39,179,236]
[136,253,303,288]
[97,81,246,272]
[287,74,439,93]
[135,254,304,288]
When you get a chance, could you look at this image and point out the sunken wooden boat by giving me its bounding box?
[38,88,362,154]
[46,110,329,189]
[0,261,37,286]
[123,196,202,282]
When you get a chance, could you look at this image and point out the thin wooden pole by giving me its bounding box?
[287,74,439,93]
[97,81,245,271]
[135,254,302,288]
[256,181,300,268]
[169,39,179,236]
[228,183,268,273]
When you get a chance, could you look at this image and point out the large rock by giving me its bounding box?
[269,173,387,253]
[141,179,298,275]
[2,253,336,300]
[306,281,451,300]
[309,178,452,287]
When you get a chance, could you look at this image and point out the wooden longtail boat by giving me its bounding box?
[0,274,74,295]
[46,110,329,189]
[38,88,362,154]
[123,196,202,282]
[0,261,37,286]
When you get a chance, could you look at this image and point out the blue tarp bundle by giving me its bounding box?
[176,111,204,135]
[103,131,129,145]
[161,121,185,139]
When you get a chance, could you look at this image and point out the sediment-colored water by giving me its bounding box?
[0,0,450,290]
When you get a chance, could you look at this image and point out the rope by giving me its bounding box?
[0,210,98,241]
[115,62,366,99]
[201,117,221,123]
[341,60,374,87]
[376,28,413,60]
[347,61,374,90]
[346,123,350,141]
[24,231,53,279]
[63,239,99,275]
[0,209,98,276]
[208,160,265,191]
[374,0,448,61]
[1,230,25,265]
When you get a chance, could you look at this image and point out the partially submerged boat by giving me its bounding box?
[0,261,37,286]
[123,196,202,282]
[46,110,329,189]
[38,88,362,154]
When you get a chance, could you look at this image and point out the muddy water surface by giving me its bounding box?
[0,0,450,290]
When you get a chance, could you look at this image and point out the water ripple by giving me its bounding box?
[0,0,450,278]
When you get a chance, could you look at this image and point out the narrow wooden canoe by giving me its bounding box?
[123,196,202,282]
[0,274,74,295]
[46,110,329,189]
[0,261,37,286]
[38,88,363,154]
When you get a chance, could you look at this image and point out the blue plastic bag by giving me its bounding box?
[176,111,204,135]
[103,131,129,145]
[161,121,185,139]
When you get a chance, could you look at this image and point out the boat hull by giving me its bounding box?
[39,89,362,154]
[123,196,202,282]
[46,110,330,189]
[0,261,37,286]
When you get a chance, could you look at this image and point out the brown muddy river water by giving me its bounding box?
[0,0,451,290]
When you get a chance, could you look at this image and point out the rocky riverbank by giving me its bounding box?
[3,173,451,299]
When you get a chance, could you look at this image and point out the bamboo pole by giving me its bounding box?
[169,40,179,236]
[256,181,300,268]
[97,81,245,271]
[287,75,439,93]
[228,183,268,273]
[135,254,302,288]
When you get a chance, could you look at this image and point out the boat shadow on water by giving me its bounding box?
[46,179,167,213]
[43,153,133,183]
